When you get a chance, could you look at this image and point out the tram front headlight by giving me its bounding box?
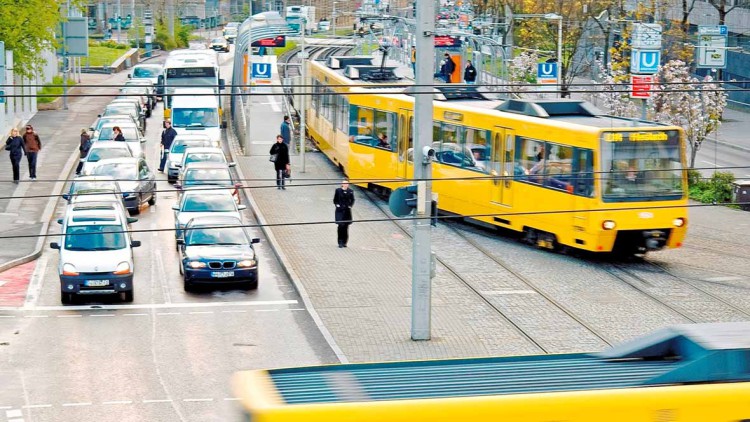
[602,220,617,230]
[672,217,686,227]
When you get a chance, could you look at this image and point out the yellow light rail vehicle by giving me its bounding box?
[306,57,688,255]
[234,322,750,421]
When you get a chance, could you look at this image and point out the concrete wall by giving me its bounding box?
[0,49,58,138]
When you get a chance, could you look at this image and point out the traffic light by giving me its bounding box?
[388,182,438,226]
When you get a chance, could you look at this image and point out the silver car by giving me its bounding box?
[95,122,146,158]
[81,141,134,175]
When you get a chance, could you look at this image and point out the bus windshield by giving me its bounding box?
[172,108,219,128]
[600,130,684,202]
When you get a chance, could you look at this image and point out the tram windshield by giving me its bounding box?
[600,130,684,202]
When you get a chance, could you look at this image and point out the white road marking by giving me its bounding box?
[704,276,743,282]
[22,404,52,409]
[289,308,306,311]
[183,398,213,402]
[9,419,24,422]
[188,311,213,314]
[221,310,246,313]
[123,313,148,317]
[0,315,15,318]
[154,250,172,304]
[24,315,48,318]
[62,402,92,407]
[156,312,180,316]
[142,399,172,404]
[56,315,82,318]
[6,409,22,417]
[480,290,537,295]
[23,254,48,309]
[4,299,297,312]
[223,398,240,401]
[255,309,279,312]
[102,400,132,405]
[700,160,717,166]
[89,314,115,317]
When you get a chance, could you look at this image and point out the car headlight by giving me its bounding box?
[673,217,686,227]
[602,220,617,230]
[114,261,131,275]
[237,259,257,268]
[187,261,207,269]
[62,263,78,276]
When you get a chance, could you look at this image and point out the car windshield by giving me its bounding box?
[601,130,684,202]
[185,153,224,165]
[184,168,232,185]
[182,194,235,212]
[88,147,131,162]
[171,139,213,153]
[185,226,247,246]
[133,67,160,78]
[71,181,119,194]
[120,88,149,96]
[98,127,139,141]
[104,105,135,117]
[65,225,127,251]
[172,108,219,128]
[212,38,225,43]
[91,163,137,180]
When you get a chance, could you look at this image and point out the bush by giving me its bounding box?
[37,75,76,104]
[688,170,735,204]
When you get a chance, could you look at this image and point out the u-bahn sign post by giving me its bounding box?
[630,23,662,118]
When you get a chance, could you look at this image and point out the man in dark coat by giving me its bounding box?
[280,115,292,147]
[269,134,290,190]
[464,60,477,84]
[333,179,355,247]
[22,125,41,180]
[440,53,456,83]
[159,119,178,172]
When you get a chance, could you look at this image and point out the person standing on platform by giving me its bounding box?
[5,128,26,184]
[280,115,292,147]
[410,46,417,76]
[76,128,92,176]
[269,135,290,190]
[22,124,41,180]
[159,119,177,172]
[464,60,477,84]
[333,179,355,248]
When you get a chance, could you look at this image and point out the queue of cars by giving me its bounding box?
[50,67,259,304]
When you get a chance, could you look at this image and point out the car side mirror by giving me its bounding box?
[127,74,131,78]
[131,240,142,247]
[228,162,236,167]
[238,204,247,211]
[97,114,101,118]
[122,192,128,198]
[171,205,180,211]
[127,217,138,224]
[57,218,63,225]
[50,242,60,249]
[251,238,260,244]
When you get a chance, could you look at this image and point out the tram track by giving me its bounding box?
[360,189,615,354]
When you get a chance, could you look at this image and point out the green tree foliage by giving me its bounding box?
[0,0,83,79]
[688,170,735,204]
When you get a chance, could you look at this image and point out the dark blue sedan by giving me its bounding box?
[177,216,260,292]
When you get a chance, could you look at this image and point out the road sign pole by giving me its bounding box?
[244,2,253,155]
[300,21,307,172]
[412,0,435,341]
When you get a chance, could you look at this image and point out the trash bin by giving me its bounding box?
[733,180,750,211]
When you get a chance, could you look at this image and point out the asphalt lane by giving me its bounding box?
[0,49,337,421]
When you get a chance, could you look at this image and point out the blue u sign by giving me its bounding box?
[537,63,558,79]
[252,63,272,79]
[631,50,660,74]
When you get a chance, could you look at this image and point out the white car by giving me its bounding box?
[172,189,246,247]
[50,207,141,304]
[177,147,235,180]
[95,122,145,158]
[81,141,134,175]
[166,134,215,182]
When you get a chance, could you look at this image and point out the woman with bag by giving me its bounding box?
[269,134,290,190]
[75,128,92,176]
[5,128,26,184]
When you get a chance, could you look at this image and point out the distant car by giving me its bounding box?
[172,189,246,247]
[80,141,134,175]
[178,215,260,291]
[128,64,164,98]
[118,86,156,113]
[90,114,140,138]
[166,134,215,183]
[177,147,234,179]
[89,157,157,215]
[110,97,150,120]
[100,102,146,133]
[175,162,241,204]
[210,37,230,52]
[124,79,159,103]
[95,122,145,158]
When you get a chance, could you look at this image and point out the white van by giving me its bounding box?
[170,88,223,145]
[50,208,141,304]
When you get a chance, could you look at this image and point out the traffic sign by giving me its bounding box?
[698,25,728,35]
[630,49,660,74]
[536,62,558,84]
[252,63,272,80]
[697,25,727,69]
[631,23,662,49]
[630,75,654,99]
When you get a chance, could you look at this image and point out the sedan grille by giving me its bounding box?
[208,261,236,269]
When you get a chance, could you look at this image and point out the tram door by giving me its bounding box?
[397,110,414,180]
[491,128,514,207]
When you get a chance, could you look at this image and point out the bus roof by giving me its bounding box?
[236,322,750,405]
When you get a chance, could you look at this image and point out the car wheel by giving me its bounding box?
[61,292,75,305]
[183,279,194,292]
[148,192,156,206]
[242,280,258,290]
[119,290,134,302]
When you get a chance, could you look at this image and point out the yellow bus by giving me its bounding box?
[233,322,750,421]
[306,57,688,255]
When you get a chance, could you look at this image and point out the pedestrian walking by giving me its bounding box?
[111,126,126,143]
[75,128,92,176]
[269,135,290,190]
[464,60,477,84]
[5,128,26,184]
[410,46,417,76]
[22,124,41,180]
[333,179,355,248]
[280,115,292,147]
[159,119,177,172]
[438,53,456,83]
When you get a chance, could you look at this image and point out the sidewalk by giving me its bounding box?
[0,71,129,274]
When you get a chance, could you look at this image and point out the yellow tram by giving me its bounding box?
[305,56,688,255]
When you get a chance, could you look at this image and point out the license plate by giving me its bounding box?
[85,280,110,287]
[211,271,234,278]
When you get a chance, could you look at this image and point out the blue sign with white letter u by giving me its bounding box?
[252,63,272,79]
[537,62,558,79]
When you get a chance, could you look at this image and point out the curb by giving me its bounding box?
[0,148,81,275]
[225,126,349,364]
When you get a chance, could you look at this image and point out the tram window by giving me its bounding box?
[337,98,349,132]
[516,138,546,184]
[311,81,320,116]
[543,144,573,192]
[572,148,594,197]
[373,110,396,151]
[322,89,334,122]
[349,106,375,143]
[465,128,490,173]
